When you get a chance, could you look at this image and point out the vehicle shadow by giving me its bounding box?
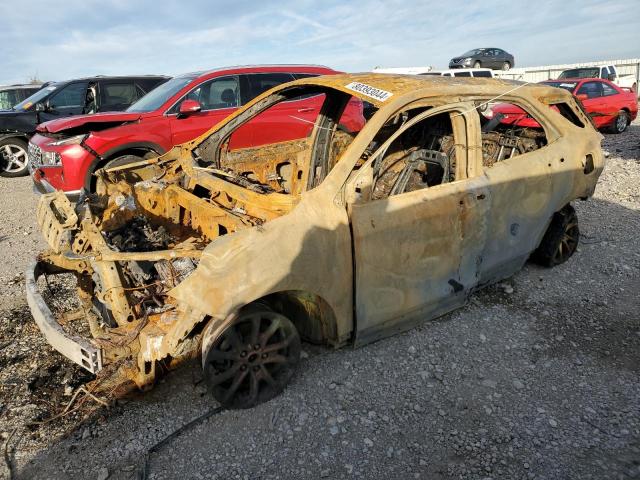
[601,122,640,162]
[15,195,640,480]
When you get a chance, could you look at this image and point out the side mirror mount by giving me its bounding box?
[178,99,202,117]
[576,93,588,102]
[35,102,46,112]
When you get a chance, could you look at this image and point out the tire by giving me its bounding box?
[531,204,579,267]
[473,61,481,69]
[0,137,29,177]
[610,110,629,134]
[502,62,511,71]
[202,304,301,409]
[93,154,142,194]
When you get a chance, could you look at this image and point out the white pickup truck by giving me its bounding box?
[558,65,637,94]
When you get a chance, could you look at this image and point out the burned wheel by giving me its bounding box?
[532,204,579,267]
[203,306,300,409]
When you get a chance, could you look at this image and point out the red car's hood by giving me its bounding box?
[37,112,142,134]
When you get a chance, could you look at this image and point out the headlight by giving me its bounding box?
[464,58,472,64]
[42,151,62,166]
[50,134,87,146]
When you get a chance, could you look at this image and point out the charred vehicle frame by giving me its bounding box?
[26,74,604,408]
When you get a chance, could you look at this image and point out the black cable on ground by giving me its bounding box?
[136,406,225,480]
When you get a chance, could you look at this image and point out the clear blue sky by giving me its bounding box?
[0,0,638,84]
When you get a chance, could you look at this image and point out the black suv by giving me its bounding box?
[0,75,168,177]
[0,84,45,110]
[449,48,515,71]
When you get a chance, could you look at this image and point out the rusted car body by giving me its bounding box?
[26,74,603,408]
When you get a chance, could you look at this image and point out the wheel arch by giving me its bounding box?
[254,290,340,346]
[0,132,30,144]
[198,289,341,363]
[83,141,166,191]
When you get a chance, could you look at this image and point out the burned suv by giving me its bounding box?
[27,74,603,409]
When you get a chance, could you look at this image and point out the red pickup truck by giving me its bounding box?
[29,65,365,197]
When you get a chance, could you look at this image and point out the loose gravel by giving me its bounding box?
[1,117,639,480]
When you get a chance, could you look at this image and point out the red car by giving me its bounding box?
[490,78,637,133]
[29,65,365,197]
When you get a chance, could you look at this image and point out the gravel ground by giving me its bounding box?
[1,118,639,480]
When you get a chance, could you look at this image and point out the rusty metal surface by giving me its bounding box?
[26,74,604,394]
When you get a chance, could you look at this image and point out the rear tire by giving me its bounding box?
[531,204,579,267]
[502,62,511,71]
[0,137,29,177]
[610,110,629,134]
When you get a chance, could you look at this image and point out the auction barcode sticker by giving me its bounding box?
[345,82,393,101]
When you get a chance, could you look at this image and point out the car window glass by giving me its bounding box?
[473,71,492,78]
[184,76,240,110]
[247,73,295,100]
[129,76,196,113]
[0,90,18,109]
[559,68,599,79]
[100,82,138,109]
[477,101,549,168]
[543,81,578,93]
[577,81,603,99]
[601,83,618,96]
[13,83,58,111]
[135,84,147,99]
[454,71,471,77]
[49,83,87,108]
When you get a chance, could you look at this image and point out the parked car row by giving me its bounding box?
[558,65,637,93]
[28,65,363,197]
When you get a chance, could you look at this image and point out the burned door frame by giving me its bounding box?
[473,95,567,285]
[342,102,490,345]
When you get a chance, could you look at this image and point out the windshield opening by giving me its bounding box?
[192,85,371,195]
[462,49,484,56]
[126,75,195,113]
[13,83,59,111]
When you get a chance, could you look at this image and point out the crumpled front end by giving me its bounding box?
[25,149,298,394]
[26,190,210,393]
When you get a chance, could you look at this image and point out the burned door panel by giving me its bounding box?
[351,176,490,344]
[349,105,489,343]
[477,102,555,284]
